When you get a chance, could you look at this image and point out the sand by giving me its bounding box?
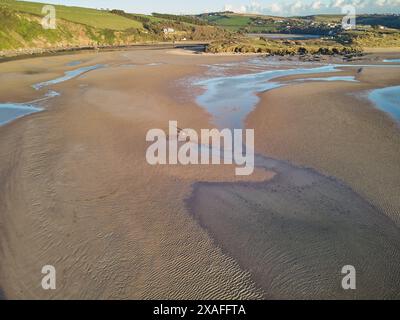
[189,155,400,299]
[1,48,399,299]
[0,49,268,299]
[187,60,400,299]
[247,66,400,227]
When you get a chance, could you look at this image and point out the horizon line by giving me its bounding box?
[14,0,400,17]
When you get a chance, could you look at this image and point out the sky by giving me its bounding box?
[23,0,400,15]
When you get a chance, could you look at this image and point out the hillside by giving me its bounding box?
[203,13,400,55]
[1,0,143,30]
[307,14,400,29]
[0,0,230,56]
[198,12,400,35]
[1,1,398,58]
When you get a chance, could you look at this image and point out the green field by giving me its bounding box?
[206,14,252,30]
[305,15,343,22]
[0,0,143,30]
[200,12,400,34]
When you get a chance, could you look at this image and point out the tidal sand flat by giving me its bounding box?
[2,0,400,301]
[0,49,268,299]
[246,64,400,230]
[1,48,399,299]
[188,154,400,299]
[0,63,104,126]
[189,61,400,299]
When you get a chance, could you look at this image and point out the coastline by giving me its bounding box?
[3,40,399,64]
[0,42,209,63]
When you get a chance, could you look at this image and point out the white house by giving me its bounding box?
[163,28,175,34]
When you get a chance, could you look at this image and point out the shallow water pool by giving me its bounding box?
[369,86,400,122]
[33,64,105,90]
[195,65,340,129]
[0,103,43,126]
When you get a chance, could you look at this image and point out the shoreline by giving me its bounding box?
[0,42,209,64]
[3,41,400,65]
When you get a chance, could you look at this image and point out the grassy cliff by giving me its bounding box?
[0,5,148,52]
[1,1,398,57]
[337,28,400,48]
[0,0,230,55]
[1,0,143,30]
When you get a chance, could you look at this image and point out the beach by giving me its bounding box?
[247,66,400,227]
[0,47,399,299]
[0,49,269,299]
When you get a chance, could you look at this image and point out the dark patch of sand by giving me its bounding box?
[187,155,400,299]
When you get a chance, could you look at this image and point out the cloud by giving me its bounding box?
[311,1,323,9]
[330,0,345,8]
[269,3,283,13]
[223,0,400,16]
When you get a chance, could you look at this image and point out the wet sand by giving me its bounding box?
[0,49,268,299]
[1,48,400,299]
[247,66,400,228]
[188,59,400,299]
[188,154,400,299]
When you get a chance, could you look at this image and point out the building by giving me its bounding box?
[163,28,175,34]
